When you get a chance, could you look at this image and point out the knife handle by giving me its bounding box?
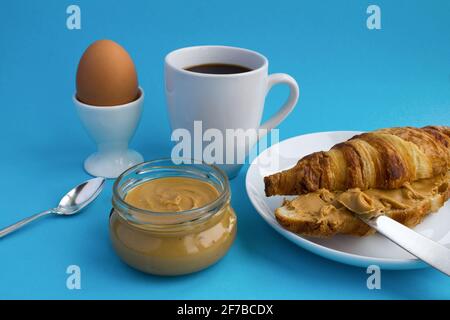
[363,215,450,276]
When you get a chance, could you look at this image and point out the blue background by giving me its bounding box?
[1,0,449,299]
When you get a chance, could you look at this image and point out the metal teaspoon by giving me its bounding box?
[0,177,105,239]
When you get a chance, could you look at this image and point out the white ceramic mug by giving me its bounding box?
[165,46,299,178]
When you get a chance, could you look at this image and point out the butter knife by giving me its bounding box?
[359,214,450,276]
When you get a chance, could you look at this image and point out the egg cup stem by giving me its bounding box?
[84,148,143,179]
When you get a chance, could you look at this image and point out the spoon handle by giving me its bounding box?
[0,210,54,239]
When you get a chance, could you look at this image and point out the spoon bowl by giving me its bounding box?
[56,177,105,215]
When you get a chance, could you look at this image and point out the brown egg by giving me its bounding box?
[76,40,139,106]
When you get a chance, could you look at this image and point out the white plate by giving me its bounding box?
[246,131,450,270]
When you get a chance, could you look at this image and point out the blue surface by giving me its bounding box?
[1,0,450,299]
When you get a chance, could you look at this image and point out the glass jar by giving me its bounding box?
[110,159,237,276]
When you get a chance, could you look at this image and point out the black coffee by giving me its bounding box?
[185,63,252,74]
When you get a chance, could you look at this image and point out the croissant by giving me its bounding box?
[275,171,450,237]
[265,126,450,196]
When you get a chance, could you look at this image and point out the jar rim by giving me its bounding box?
[112,158,230,225]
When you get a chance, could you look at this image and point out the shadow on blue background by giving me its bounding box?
[0,0,449,299]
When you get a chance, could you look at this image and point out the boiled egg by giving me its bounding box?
[76,40,139,106]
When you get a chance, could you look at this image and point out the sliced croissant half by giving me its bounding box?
[265,126,450,196]
[275,171,450,237]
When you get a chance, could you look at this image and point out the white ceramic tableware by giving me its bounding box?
[165,46,300,179]
[74,89,144,178]
[246,131,450,270]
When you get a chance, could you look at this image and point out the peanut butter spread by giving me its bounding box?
[110,176,237,275]
[276,172,450,237]
[125,177,219,212]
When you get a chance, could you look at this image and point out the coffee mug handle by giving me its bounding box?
[259,73,299,132]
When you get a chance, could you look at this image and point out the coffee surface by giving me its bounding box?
[185,63,252,74]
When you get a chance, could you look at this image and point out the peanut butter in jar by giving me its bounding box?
[110,159,237,276]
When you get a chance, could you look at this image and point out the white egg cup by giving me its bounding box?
[74,88,144,179]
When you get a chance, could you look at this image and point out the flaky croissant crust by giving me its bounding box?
[265,126,450,196]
